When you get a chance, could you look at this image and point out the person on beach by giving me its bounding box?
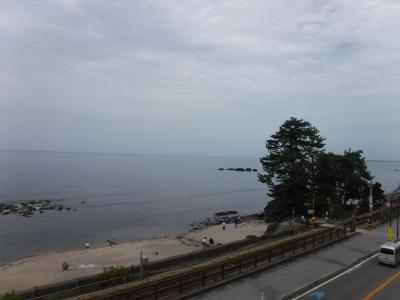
[107,239,113,248]
[209,238,214,247]
[238,215,241,224]
[202,236,207,249]
[234,218,238,228]
[222,221,226,230]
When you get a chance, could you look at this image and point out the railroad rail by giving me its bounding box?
[71,221,354,300]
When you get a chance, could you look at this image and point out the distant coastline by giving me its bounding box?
[367,160,400,163]
[1,149,400,162]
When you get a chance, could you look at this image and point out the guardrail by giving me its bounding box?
[71,221,354,300]
[20,228,295,300]
[23,203,396,300]
[355,203,399,226]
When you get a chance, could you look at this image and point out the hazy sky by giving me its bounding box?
[1,0,399,159]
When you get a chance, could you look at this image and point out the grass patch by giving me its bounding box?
[99,265,129,281]
[0,291,22,300]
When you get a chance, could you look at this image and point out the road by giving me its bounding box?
[297,254,400,300]
[192,224,394,300]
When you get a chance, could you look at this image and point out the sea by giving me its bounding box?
[0,150,399,266]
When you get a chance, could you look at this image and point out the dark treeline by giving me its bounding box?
[259,117,385,221]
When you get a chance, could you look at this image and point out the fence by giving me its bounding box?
[21,229,295,300]
[23,203,395,300]
[355,202,400,226]
[72,221,354,300]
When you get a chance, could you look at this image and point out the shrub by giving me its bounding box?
[61,262,69,271]
[99,265,129,281]
[0,291,22,300]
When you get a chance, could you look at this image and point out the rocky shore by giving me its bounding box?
[0,200,74,217]
[189,210,264,230]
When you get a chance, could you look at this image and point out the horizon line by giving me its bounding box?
[1,148,400,162]
[0,148,259,159]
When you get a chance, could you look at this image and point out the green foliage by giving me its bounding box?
[359,182,385,213]
[315,149,384,214]
[259,118,385,220]
[341,149,372,203]
[0,291,21,300]
[259,117,325,220]
[314,152,342,207]
[99,265,129,281]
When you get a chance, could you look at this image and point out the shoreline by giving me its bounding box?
[0,219,268,293]
[0,213,260,268]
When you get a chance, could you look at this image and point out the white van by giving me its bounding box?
[378,241,400,266]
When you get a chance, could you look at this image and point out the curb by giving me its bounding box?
[280,248,379,300]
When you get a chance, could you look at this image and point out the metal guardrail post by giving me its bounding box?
[293,241,296,254]
[312,234,315,247]
[255,254,258,268]
[202,270,205,287]
[303,237,306,251]
[269,249,272,263]
[154,284,158,300]
[221,265,225,280]
[239,259,242,273]
[281,245,284,258]
[179,277,183,294]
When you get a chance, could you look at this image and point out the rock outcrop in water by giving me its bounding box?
[217,168,257,172]
[0,200,71,217]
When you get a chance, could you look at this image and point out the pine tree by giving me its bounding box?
[259,117,325,220]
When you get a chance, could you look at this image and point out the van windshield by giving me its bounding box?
[380,248,394,255]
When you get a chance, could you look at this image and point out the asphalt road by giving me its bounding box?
[297,254,400,300]
[193,225,391,300]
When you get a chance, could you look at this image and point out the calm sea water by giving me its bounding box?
[0,150,399,265]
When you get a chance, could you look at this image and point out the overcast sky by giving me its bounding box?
[0,0,399,159]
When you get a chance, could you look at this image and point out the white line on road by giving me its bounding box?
[290,253,379,300]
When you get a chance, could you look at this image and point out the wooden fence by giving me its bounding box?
[72,221,354,300]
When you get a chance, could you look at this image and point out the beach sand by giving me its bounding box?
[184,220,268,244]
[0,220,268,293]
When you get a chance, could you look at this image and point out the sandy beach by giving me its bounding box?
[0,220,268,293]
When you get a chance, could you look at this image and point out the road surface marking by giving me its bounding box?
[362,271,400,300]
[309,291,325,299]
[291,253,378,300]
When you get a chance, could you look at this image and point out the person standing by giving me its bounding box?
[209,238,214,247]
[234,218,238,228]
[202,236,207,249]
[222,221,226,230]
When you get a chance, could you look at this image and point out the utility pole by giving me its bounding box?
[139,250,143,280]
[312,153,316,213]
[390,197,392,227]
[368,180,373,230]
[397,198,399,240]
[369,180,373,216]
[388,192,400,241]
